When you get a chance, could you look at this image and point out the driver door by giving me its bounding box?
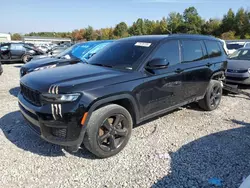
[139,40,184,117]
[0,43,11,60]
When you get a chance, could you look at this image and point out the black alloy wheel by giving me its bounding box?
[97,114,129,152]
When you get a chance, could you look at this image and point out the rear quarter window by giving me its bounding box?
[205,40,222,58]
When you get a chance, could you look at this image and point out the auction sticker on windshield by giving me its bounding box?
[135,42,151,47]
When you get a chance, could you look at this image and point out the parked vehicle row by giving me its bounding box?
[20,40,113,77]
[0,42,74,64]
[0,43,44,63]
[18,34,227,158]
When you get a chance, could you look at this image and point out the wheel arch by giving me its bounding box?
[87,94,140,126]
[210,70,225,81]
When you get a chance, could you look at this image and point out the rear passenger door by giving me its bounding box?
[10,44,25,59]
[180,39,211,101]
[204,40,225,79]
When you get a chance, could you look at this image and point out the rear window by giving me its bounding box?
[226,43,244,50]
[205,40,222,58]
[181,40,203,63]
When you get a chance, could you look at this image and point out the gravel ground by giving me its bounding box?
[1,64,250,188]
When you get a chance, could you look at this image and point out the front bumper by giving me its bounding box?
[18,93,87,149]
[225,71,250,85]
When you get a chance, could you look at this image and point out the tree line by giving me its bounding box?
[11,7,250,41]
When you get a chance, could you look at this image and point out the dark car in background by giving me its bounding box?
[0,43,44,63]
[0,62,3,75]
[20,40,113,77]
[226,47,250,84]
[18,34,227,158]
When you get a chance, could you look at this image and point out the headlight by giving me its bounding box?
[248,68,250,73]
[34,64,57,71]
[41,93,81,103]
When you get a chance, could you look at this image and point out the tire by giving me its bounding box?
[83,104,133,158]
[198,80,222,111]
[22,54,30,63]
[223,89,230,96]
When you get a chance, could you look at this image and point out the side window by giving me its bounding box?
[245,43,250,47]
[205,40,222,58]
[181,40,204,63]
[0,44,9,51]
[11,44,24,50]
[151,40,180,66]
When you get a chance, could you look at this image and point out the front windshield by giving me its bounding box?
[88,41,155,70]
[56,42,97,60]
[226,43,244,50]
[229,49,250,60]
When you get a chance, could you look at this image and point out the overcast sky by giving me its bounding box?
[1,0,249,34]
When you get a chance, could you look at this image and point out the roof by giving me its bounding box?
[23,36,71,40]
[118,34,218,43]
[226,39,250,43]
[239,47,250,50]
[0,33,11,37]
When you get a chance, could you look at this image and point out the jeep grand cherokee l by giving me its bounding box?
[18,35,227,158]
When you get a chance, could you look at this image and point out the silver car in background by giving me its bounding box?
[226,47,250,85]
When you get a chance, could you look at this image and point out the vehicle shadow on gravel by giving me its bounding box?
[152,120,250,188]
[9,87,20,98]
[0,111,96,159]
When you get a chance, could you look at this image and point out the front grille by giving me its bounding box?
[226,76,248,81]
[227,69,248,73]
[20,84,41,106]
[51,128,67,138]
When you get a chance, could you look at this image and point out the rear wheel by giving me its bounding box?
[83,104,133,158]
[22,54,30,63]
[198,80,222,111]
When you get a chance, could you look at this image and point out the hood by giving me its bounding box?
[20,63,141,93]
[22,57,81,71]
[32,54,50,60]
[227,59,250,70]
[23,57,59,70]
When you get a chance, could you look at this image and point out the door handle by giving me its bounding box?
[206,62,212,67]
[175,68,183,73]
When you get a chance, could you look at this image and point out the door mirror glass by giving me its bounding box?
[146,58,169,69]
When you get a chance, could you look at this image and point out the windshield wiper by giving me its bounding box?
[91,63,113,68]
[82,58,89,64]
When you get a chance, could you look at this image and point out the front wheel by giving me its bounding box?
[198,80,222,111]
[83,104,133,158]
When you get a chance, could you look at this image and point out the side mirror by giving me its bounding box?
[87,53,96,59]
[146,58,169,69]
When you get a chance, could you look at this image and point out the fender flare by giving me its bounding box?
[210,70,225,80]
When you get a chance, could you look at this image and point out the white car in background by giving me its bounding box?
[226,41,250,55]
[218,39,229,55]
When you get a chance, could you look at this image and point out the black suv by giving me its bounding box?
[18,35,227,158]
[0,43,44,63]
